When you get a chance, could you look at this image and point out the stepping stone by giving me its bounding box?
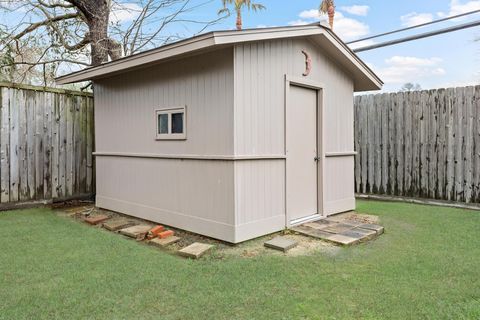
[322,223,356,234]
[103,219,133,231]
[341,220,364,227]
[84,214,109,225]
[326,234,360,246]
[149,236,181,248]
[358,224,385,235]
[303,220,335,230]
[119,225,152,240]
[291,225,334,239]
[178,242,214,259]
[264,236,298,252]
[340,228,376,241]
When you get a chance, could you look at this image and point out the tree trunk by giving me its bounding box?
[72,0,122,66]
[88,18,110,66]
[236,8,242,30]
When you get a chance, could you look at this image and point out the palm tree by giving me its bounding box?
[319,0,335,30]
[218,0,266,30]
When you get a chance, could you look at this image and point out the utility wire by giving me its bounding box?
[348,9,480,44]
[353,19,480,52]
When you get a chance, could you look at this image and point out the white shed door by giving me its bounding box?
[287,85,319,223]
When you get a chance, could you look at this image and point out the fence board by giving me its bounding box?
[355,85,480,204]
[0,83,94,204]
[10,89,20,202]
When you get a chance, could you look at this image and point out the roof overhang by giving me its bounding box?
[55,24,383,92]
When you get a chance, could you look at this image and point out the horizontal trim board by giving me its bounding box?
[93,152,286,161]
[286,75,325,89]
[0,82,93,96]
[325,151,357,157]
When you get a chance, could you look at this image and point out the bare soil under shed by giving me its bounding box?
[52,202,379,259]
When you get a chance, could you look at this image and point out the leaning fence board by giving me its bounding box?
[355,85,480,204]
[0,83,94,205]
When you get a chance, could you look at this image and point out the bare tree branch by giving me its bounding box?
[13,13,80,41]
[0,0,227,85]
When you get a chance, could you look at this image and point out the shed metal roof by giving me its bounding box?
[55,23,383,91]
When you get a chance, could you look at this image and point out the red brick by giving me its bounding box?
[84,215,109,225]
[158,230,174,239]
[149,225,165,235]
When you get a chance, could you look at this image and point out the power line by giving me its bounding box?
[348,9,480,44]
[353,19,480,52]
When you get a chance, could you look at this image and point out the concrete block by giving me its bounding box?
[326,234,360,246]
[322,223,356,234]
[340,228,376,241]
[119,225,152,240]
[103,219,133,231]
[264,236,298,252]
[358,224,385,235]
[291,225,335,239]
[149,236,181,248]
[303,220,336,230]
[84,214,109,225]
[178,242,214,259]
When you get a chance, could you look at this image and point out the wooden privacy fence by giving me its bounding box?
[354,86,480,204]
[0,82,94,205]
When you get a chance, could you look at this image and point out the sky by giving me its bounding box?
[184,0,480,92]
[2,0,480,92]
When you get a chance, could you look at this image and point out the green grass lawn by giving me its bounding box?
[1,200,479,320]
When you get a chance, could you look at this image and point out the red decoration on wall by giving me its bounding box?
[302,50,312,76]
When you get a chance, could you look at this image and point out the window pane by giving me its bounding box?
[171,112,184,134]
[158,114,168,134]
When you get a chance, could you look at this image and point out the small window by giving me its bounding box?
[155,107,186,140]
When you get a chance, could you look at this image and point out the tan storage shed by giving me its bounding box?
[57,24,382,243]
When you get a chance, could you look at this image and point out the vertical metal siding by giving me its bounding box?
[95,48,234,156]
[96,157,236,242]
[234,37,355,225]
[94,48,237,242]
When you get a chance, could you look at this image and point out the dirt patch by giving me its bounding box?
[328,211,379,224]
[219,233,340,258]
[53,204,341,259]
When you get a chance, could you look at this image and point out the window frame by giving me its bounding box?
[155,106,187,140]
